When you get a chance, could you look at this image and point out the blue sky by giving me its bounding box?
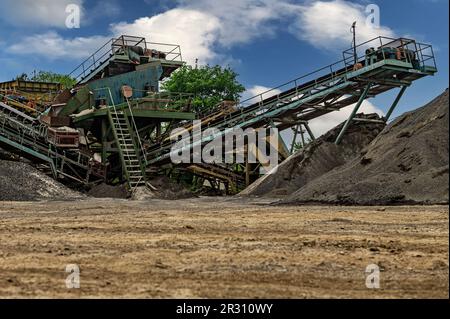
[0,0,448,136]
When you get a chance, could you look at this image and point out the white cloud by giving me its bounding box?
[9,32,109,60]
[0,0,84,28]
[178,0,288,47]
[6,0,397,68]
[308,100,384,138]
[289,0,395,50]
[248,85,282,97]
[241,85,283,105]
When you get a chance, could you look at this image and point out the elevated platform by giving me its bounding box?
[72,105,196,123]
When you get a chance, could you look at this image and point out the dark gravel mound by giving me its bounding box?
[283,89,449,205]
[148,175,196,199]
[240,113,385,197]
[88,176,195,200]
[0,160,83,201]
[87,183,130,199]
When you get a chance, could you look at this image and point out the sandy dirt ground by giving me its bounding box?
[0,197,448,299]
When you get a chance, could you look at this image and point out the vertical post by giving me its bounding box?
[351,22,357,64]
[156,122,162,138]
[101,119,108,163]
[304,122,316,141]
[299,124,306,148]
[290,125,299,154]
[335,83,372,145]
[245,143,250,187]
[385,86,407,123]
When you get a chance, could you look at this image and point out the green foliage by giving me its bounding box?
[161,65,245,114]
[291,137,312,153]
[15,73,29,81]
[30,71,77,89]
[291,141,304,153]
[15,71,76,89]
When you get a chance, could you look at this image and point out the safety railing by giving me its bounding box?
[416,42,437,70]
[342,36,437,70]
[68,39,115,84]
[146,42,183,62]
[238,59,349,110]
[112,35,147,51]
[130,90,193,111]
[124,95,148,165]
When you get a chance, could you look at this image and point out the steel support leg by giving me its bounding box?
[290,125,299,154]
[299,124,306,147]
[101,119,108,163]
[335,83,372,145]
[304,122,316,141]
[245,143,250,187]
[384,86,407,123]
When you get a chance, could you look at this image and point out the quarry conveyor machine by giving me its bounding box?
[0,36,437,193]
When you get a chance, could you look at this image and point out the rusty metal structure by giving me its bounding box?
[0,35,437,194]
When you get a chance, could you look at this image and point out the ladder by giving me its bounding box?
[107,101,147,190]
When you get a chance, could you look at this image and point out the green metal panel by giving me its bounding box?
[87,64,163,106]
[59,86,93,116]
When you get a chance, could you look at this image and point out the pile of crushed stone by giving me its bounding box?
[88,176,195,200]
[0,160,83,201]
[132,175,196,200]
[87,183,130,199]
[282,89,449,205]
[240,113,386,197]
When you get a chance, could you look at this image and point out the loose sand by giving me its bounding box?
[0,197,447,298]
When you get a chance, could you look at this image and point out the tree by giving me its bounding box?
[161,64,245,114]
[29,71,77,89]
[15,73,29,81]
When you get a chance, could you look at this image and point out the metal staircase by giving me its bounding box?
[105,90,147,190]
[68,38,115,84]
